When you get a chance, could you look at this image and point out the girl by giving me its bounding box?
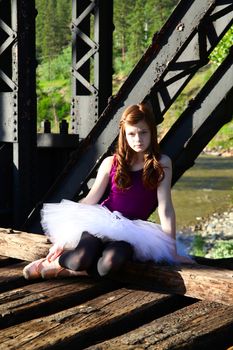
[23,103,192,280]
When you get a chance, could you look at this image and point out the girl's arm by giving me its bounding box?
[46,156,113,262]
[157,155,195,263]
[80,156,114,205]
[157,154,176,239]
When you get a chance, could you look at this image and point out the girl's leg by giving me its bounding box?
[97,241,133,276]
[59,231,104,271]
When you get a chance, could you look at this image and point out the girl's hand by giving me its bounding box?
[46,244,64,262]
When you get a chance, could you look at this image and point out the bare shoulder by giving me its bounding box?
[99,155,114,173]
[159,154,172,168]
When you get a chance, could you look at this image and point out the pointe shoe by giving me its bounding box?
[23,258,46,280]
[40,258,84,279]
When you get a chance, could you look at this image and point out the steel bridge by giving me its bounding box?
[0,0,232,231]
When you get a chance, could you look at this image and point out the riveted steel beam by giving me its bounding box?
[0,0,37,227]
[71,0,113,139]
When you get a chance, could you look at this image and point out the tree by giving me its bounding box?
[144,0,178,46]
[56,0,72,49]
[113,0,134,63]
[128,0,151,66]
[36,0,71,61]
[36,0,48,59]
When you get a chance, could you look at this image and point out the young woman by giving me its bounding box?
[23,103,193,280]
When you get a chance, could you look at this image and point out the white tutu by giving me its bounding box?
[41,199,180,264]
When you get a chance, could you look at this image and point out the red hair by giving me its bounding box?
[115,103,164,189]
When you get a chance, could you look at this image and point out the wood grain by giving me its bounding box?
[86,300,233,350]
[1,229,233,305]
[0,288,173,349]
[0,229,50,261]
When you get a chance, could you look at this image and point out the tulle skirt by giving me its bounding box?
[41,199,180,264]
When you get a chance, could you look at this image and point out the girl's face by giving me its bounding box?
[124,120,151,154]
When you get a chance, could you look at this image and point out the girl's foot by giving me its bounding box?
[23,257,86,280]
[23,258,46,280]
[40,258,85,279]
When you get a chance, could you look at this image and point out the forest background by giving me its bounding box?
[36,0,232,151]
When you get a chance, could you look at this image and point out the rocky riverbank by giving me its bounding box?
[203,146,233,158]
[177,208,233,258]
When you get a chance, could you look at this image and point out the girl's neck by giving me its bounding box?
[130,153,145,171]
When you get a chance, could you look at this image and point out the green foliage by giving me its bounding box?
[208,241,233,259]
[37,83,70,131]
[209,26,233,67]
[207,121,233,150]
[113,1,134,64]
[36,0,71,61]
[38,46,71,81]
[37,48,71,130]
[189,235,233,259]
[189,235,206,257]
[127,0,148,65]
[113,0,178,75]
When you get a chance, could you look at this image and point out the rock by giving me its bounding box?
[179,208,233,257]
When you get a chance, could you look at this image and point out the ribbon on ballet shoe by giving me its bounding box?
[41,265,84,279]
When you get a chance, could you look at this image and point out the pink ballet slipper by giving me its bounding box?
[23,258,46,280]
[40,258,86,279]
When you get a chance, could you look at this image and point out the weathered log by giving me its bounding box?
[113,261,233,305]
[0,228,51,261]
[1,228,233,305]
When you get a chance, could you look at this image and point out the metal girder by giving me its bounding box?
[148,0,233,122]
[71,0,113,139]
[0,0,37,227]
[0,0,17,142]
[26,0,232,232]
[160,50,233,183]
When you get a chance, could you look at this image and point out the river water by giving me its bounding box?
[172,154,233,230]
[152,154,233,231]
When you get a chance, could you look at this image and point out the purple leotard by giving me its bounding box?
[101,158,158,220]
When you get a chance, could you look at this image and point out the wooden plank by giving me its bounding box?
[0,262,28,293]
[113,262,233,306]
[0,276,118,328]
[0,262,26,283]
[86,301,233,350]
[0,288,182,349]
[0,256,15,267]
[0,228,50,261]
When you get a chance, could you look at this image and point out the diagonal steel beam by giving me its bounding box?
[160,50,233,183]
